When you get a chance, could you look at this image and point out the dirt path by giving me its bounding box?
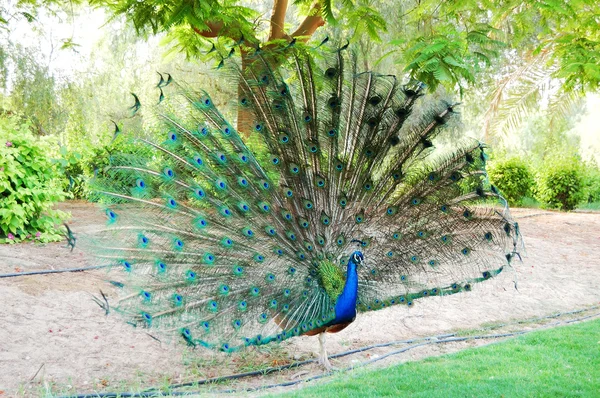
[1,202,599,396]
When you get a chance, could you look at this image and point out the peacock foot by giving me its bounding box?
[317,354,336,371]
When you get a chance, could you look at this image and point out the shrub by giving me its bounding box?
[0,115,68,243]
[582,166,600,204]
[535,159,585,211]
[487,158,535,206]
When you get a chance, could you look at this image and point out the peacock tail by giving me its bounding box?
[89,42,521,352]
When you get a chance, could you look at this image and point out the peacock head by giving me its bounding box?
[350,251,364,267]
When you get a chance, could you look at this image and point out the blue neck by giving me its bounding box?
[333,256,359,324]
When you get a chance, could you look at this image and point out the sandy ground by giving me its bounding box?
[1,201,599,397]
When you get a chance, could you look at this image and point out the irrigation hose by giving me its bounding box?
[57,309,600,398]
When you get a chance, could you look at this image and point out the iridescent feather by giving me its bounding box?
[88,43,522,363]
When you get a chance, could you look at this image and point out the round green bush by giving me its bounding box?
[535,160,585,211]
[0,115,68,243]
[487,158,535,206]
[582,167,600,204]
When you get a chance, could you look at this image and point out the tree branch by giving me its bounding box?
[291,2,325,40]
[192,21,225,38]
[269,0,289,41]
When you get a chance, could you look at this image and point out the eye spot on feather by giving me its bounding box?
[156,261,166,272]
[254,254,265,262]
[328,96,340,109]
[254,123,263,132]
[239,97,249,106]
[201,96,212,106]
[221,125,232,136]
[238,300,247,311]
[463,209,472,218]
[483,271,491,279]
[279,133,290,143]
[163,167,174,178]
[174,239,184,249]
[325,67,338,78]
[387,251,394,257]
[328,128,337,137]
[219,284,230,295]
[186,270,196,281]
[461,247,471,255]
[238,177,248,187]
[411,198,421,205]
[449,172,461,182]
[138,234,149,247]
[271,156,280,165]
[141,291,151,301]
[232,320,242,329]
[233,265,244,276]
[208,300,218,312]
[484,232,493,241]
[215,179,227,190]
[368,95,382,106]
[194,188,205,199]
[198,126,209,136]
[303,112,312,123]
[173,294,183,306]
[203,253,215,264]
[410,255,419,263]
[428,260,438,267]
[260,74,269,84]
[265,273,276,283]
[142,312,152,324]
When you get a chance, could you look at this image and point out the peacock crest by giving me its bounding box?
[89,42,521,358]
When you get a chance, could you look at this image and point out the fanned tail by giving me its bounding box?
[88,42,521,352]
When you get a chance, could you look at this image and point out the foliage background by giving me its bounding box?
[0,0,598,241]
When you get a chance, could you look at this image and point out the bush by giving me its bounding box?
[487,158,535,206]
[0,115,68,243]
[535,159,585,211]
[582,166,600,204]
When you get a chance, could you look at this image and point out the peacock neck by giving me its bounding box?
[333,256,359,324]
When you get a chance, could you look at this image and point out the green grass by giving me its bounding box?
[274,319,600,398]
[577,201,600,211]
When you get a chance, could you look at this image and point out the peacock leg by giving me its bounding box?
[318,332,334,371]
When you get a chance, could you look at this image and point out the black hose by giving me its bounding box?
[58,310,600,398]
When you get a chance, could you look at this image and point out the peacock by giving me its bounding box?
[88,41,521,371]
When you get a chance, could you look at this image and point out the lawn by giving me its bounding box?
[275,318,600,397]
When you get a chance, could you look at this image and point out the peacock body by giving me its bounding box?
[90,42,521,369]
